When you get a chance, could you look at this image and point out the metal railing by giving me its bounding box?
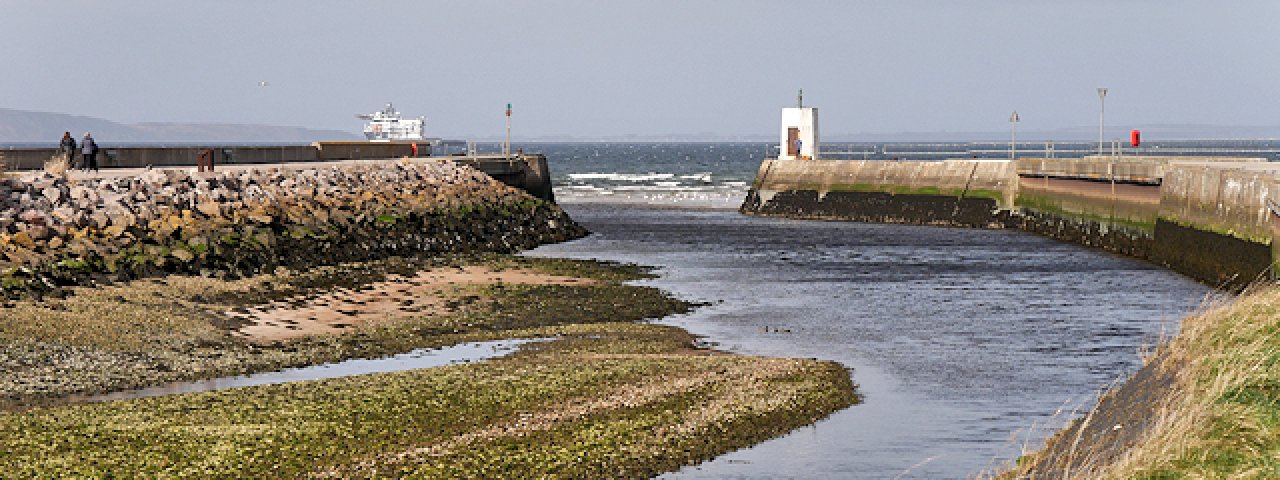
[756,141,1280,162]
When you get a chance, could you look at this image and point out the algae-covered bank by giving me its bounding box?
[0,255,856,478]
[0,162,857,478]
[1003,286,1280,479]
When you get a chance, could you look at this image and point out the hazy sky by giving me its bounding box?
[1,1,1277,138]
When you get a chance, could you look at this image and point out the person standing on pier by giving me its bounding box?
[81,132,99,172]
[58,132,77,166]
[794,137,803,160]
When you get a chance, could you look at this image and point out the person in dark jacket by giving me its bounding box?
[81,132,99,172]
[58,132,77,166]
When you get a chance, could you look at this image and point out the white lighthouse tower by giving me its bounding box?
[779,89,819,160]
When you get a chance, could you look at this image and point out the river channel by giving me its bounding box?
[528,202,1211,479]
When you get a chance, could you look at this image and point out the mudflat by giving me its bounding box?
[0,254,858,478]
[231,265,598,343]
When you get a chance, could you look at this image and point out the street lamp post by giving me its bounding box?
[1097,87,1108,155]
[1009,111,1020,160]
[505,103,512,157]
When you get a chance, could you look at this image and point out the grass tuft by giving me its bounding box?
[1002,284,1280,478]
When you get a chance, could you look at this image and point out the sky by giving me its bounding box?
[1,0,1277,139]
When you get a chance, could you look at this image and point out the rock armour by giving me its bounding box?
[0,161,586,297]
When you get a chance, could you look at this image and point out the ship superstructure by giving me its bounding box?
[357,103,425,142]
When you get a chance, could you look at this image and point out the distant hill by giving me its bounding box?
[0,108,361,144]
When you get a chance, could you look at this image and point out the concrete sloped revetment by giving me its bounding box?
[0,160,586,298]
[741,156,1279,291]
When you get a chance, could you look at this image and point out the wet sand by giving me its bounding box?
[230,266,597,343]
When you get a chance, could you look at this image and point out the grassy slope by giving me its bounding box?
[0,256,859,478]
[1007,286,1280,478]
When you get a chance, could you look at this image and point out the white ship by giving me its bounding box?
[356,103,425,142]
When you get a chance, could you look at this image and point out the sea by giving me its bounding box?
[523,142,1222,478]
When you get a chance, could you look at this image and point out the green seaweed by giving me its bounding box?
[0,256,859,478]
[1155,216,1272,246]
[1016,191,1158,232]
[763,182,1005,203]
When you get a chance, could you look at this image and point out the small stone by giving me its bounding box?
[26,225,50,241]
[18,210,46,225]
[141,170,167,185]
[196,202,222,218]
[51,207,77,224]
[42,187,63,203]
[3,247,36,265]
[91,212,110,229]
[10,231,35,249]
[171,248,195,262]
[246,211,273,224]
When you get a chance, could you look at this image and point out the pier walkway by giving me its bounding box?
[12,154,554,202]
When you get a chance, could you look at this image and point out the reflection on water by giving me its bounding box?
[529,204,1210,479]
[73,338,548,404]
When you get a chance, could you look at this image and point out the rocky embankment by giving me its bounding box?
[0,160,586,297]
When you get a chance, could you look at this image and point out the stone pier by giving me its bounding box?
[741,155,1277,289]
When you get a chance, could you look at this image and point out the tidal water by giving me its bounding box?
[43,142,1215,476]
[73,339,547,404]
[528,143,1212,478]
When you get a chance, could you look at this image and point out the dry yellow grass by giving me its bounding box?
[1005,286,1280,478]
[1095,286,1279,478]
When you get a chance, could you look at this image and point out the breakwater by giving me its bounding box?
[741,159,1016,227]
[0,142,556,201]
[1,142,419,169]
[741,156,1276,289]
[0,159,585,298]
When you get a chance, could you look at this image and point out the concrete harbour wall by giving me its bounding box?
[0,143,556,202]
[743,158,1017,227]
[743,156,1280,289]
[1016,155,1266,184]
[0,142,426,170]
[1159,162,1275,244]
[3,145,319,170]
[1013,175,1162,260]
[753,158,1016,205]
